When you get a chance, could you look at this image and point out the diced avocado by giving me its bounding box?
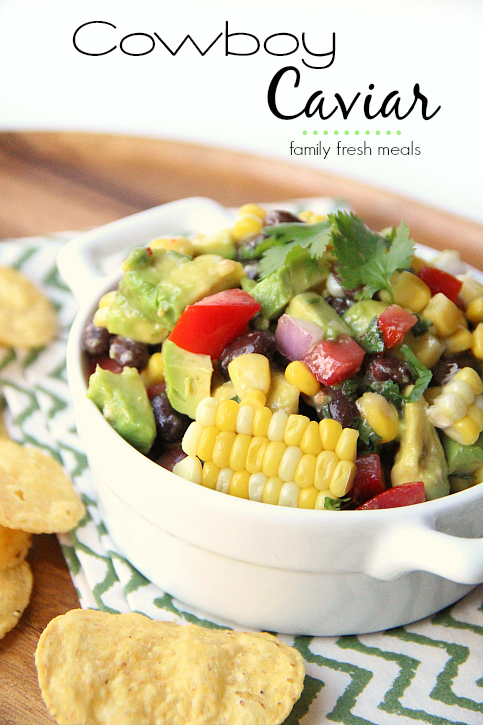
[163,340,213,418]
[250,251,328,319]
[391,395,449,500]
[285,292,351,340]
[443,432,483,476]
[86,366,156,454]
[342,300,388,338]
[191,229,236,259]
[266,372,300,415]
[109,247,245,343]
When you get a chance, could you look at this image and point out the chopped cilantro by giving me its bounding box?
[400,344,433,402]
[256,220,332,279]
[411,316,432,338]
[354,418,383,451]
[324,496,351,511]
[341,379,362,401]
[329,211,415,302]
[368,380,404,408]
[359,316,385,354]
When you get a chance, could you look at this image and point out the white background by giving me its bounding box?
[0,0,481,223]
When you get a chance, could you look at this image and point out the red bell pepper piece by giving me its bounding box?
[303,334,365,386]
[417,266,463,304]
[356,481,426,510]
[377,304,417,349]
[350,453,385,506]
[168,288,261,359]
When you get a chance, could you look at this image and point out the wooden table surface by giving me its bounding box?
[1,130,483,724]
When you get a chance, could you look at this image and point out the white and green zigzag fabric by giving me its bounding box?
[1,235,483,724]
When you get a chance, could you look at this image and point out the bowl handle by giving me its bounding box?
[56,197,231,303]
[365,523,483,584]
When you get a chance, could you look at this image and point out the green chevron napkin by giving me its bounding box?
[1,230,483,724]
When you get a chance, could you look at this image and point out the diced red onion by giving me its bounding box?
[275,314,325,361]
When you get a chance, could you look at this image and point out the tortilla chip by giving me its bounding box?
[36,610,305,725]
[0,265,57,348]
[0,440,85,533]
[0,560,33,638]
[0,524,31,570]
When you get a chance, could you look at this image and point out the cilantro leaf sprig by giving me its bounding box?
[400,344,433,402]
[329,211,415,302]
[256,220,332,279]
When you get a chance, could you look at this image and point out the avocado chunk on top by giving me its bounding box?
[163,340,213,419]
[86,366,156,455]
[250,250,329,320]
[391,395,449,500]
[443,432,483,476]
[285,292,351,340]
[191,229,236,259]
[107,247,245,343]
[342,300,388,338]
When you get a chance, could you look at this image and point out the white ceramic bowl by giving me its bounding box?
[58,197,483,636]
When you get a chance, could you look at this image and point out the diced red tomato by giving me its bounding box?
[168,289,261,359]
[356,481,426,510]
[303,335,365,386]
[377,304,417,348]
[350,453,385,506]
[417,265,463,304]
[86,356,123,377]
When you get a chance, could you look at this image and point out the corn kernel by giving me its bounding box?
[266,372,300,415]
[215,399,239,432]
[216,468,233,493]
[182,421,203,456]
[173,456,202,484]
[262,441,287,477]
[246,436,269,474]
[329,460,357,497]
[444,327,474,355]
[262,476,284,505]
[93,306,109,327]
[229,470,250,499]
[391,271,431,313]
[212,380,237,402]
[428,392,467,428]
[356,392,399,444]
[457,274,483,308]
[314,489,338,510]
[422,293,465,337]
[150,236,194,255]
[201,461,220,490]
[445,379,475,405]
[98,291,116,308]
[424,386,442,404]
[196,426,218,462]
[409,332,445,369]
[294,453,317,488]
[466,296,483,324]
[278,481,301,507]
[314,451,339,490]
[238,203,266,219]
[228,353,271,398]
[453,367,483,396]
[232,215,264,242]
[236,404,255,435]
[285,361,321,396]
[195,397,218,427]
[319,418,342,451]
[212,431,236,468]
[248,472,268,502]
[229,433,252,471]
[473,324,483,361]
[240,390,266,409]
[298,486,319,509]
[140,352,165,387]
[284,414,310,446]
[253,406,273,437]
[467,404,483,430]
[278,446,304,482]
[300,420,323,455]
[411,256,429,274]
[334,428,359,462]
[445,416,481,446]
[267,410,289,441]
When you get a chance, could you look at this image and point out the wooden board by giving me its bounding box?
[1,130,483,723]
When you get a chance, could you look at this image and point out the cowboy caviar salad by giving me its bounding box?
[84,204,483,510]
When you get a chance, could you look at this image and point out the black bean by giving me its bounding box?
[109,336,150,370]
[325,388,357,428]
[365,355,412,386]
[326,295,353,315]
[82,322,111,357]
[219,330,277,378]
[243,263,260,280]
[154,447,187,472]
[264,210,302,226]
[236,233,267,262]
[151,393,191,443]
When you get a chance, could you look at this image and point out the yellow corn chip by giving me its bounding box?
[0,524,31,570]
[36,610,305,725]
[0,265,57,348]
[0,560,33,638]
[0,440,85,533]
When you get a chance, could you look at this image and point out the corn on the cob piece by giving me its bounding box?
[173,392,359,508]
[427,367,483,444]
